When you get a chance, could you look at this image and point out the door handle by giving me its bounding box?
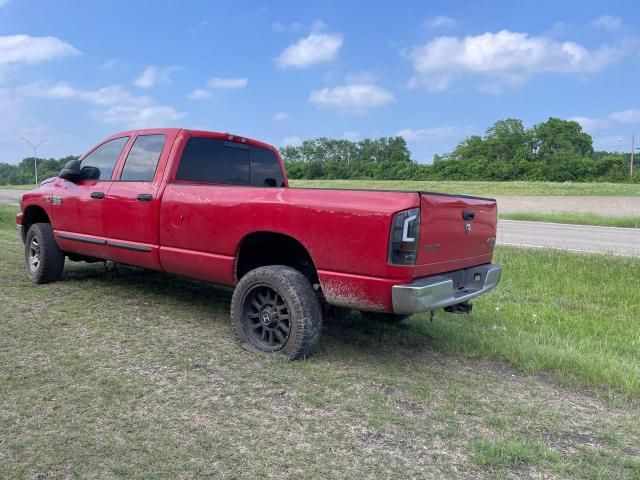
[90,191,105,199]
[136,193,153,202]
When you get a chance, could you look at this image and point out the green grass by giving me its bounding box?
[419,247,640,396]
[500,212,640,228]
[0,183,35,189]
[1,203,639,479]
[290,179,640,196]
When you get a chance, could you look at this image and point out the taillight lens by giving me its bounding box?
[388,208,420,266]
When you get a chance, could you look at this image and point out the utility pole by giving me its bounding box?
[632,133,635,179]
[19,138,47,185]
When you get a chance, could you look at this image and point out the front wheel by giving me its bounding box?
[231,266,322,360]
[24,223,65,284]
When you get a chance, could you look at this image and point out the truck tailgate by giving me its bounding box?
[415,193,497,269]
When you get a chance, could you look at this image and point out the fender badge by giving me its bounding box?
[52,196,62,206]
[465,222,472,234]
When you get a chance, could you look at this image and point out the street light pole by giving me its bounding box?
[19,138,47,185]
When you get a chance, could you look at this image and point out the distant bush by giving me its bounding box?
[281,118,639,183]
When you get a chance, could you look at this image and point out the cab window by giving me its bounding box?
[81,137,129,180]
[120,134,166,181]
[176,137,285,187]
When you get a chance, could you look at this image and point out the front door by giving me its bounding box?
[53,136,130,259]
[103,132,169,270]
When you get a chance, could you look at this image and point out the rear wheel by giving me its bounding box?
[360,311,410,324]
[231,266,322,360]
[24,223,65,284]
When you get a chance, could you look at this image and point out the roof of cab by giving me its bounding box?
[103,128,277,151]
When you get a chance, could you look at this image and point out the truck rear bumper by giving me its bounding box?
[392,263,502,314]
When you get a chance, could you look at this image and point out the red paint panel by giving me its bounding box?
[416,194,497,274]
[159,246,235,284]
[318,270,399,312]
[159,183,420,280]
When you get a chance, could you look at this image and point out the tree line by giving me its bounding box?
[1,117,637,185]
[281,118,639,183]
[0,156,78,185]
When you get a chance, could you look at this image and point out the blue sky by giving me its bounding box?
[1,0,639,164]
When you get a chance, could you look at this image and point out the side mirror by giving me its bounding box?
[80,166,100,180]
[58,159,81,180]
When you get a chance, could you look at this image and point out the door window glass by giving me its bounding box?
[81,137,129,180]
[120,134,166,181]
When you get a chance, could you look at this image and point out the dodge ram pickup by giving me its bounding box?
[17,128,502,359]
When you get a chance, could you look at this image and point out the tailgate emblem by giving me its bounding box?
[465,222,471,234]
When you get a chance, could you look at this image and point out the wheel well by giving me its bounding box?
[236,232,319,284]
[22,205,51,242]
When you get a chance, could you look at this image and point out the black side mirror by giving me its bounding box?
[58,160,81,180]
[80,166,100,180]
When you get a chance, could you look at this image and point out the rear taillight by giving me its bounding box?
[388,208,420,266]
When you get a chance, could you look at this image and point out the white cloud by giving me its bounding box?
[206,77,247,89]
[407,30,634,92]
[276,31,343,68]
[282,136,302,147]
[18,82,184,128]
[591,15,624,31]
[134,65,179,88]
[0,34,79,66]
[273,112,290,121]
[309,83,394,111]
[424,15,457,29]
[396,127,463,142]
[187,88,211,100]
[569,109,640,131]
[0,0,11,7]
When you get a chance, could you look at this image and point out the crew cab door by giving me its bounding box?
[53,136,130,259]
[102,132,172,270]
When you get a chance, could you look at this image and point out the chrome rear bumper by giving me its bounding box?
[392,263,502,314]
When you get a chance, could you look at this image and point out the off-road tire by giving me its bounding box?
[25,223,65,284]
[231,265,322,360]
[360,311,410,324]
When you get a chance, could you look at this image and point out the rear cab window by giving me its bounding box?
[175,137,285,187]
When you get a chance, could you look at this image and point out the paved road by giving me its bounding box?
[495,195,640,217]
[497,219,640,256]
[0,189,24,203]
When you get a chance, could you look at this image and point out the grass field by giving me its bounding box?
[0,183,35,190]
[1,203,639,479]
[500,212,640,228]
[290,179,640,197]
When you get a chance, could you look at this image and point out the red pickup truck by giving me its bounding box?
[17,128,501,359]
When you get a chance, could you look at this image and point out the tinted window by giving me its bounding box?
[81,137,129,180]
[251,146,285,187]
[176,137,284,187]
[120,134,166,181]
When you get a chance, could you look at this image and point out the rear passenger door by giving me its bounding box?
[102,132,171,270]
